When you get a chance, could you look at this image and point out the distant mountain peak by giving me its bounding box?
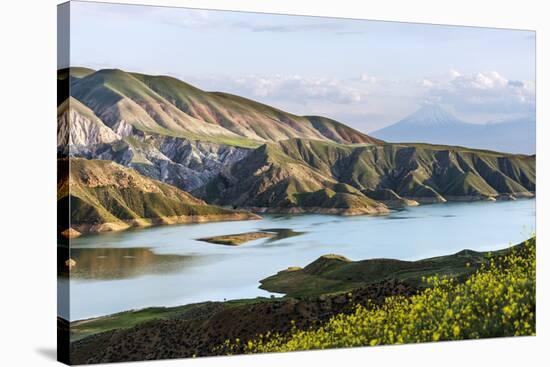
[370,104,535,154]
[397,104,465,127]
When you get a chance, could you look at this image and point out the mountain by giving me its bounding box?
[387,104,466,128]
[477,116,536,154]
[371,104,535,154]
[59,67,535,219]
[57,158,259,236]
[58,67,381,194]
[201,138,535,214]
[67,68,381,147]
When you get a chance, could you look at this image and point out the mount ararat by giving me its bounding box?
[371,104,535,154]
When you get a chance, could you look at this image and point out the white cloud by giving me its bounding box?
[182,69,534,129]
[425,70,535,118]
[421,79,434,88]
[186,74,368,105]
[452,71,508,89]
[360,74,377,84]
[449,69,462,79]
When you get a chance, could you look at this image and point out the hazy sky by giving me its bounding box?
[68,1,536,132]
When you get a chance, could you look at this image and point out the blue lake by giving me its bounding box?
[66,199,535,320]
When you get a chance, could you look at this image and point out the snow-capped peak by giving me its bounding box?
[397,104,465,127]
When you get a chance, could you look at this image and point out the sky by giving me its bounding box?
[66,1,536,133]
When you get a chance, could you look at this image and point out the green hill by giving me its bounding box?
[57,67,96,105]
[69,68,380,147]
[242,238,535,352]
[259,244,525,297]
[200,141,389,215]
[57,158,258,235]
[202,138,535,213]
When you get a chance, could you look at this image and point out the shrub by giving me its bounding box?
[227,237,535,353]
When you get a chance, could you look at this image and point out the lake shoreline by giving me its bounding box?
[68,238,534,364]
[65,212,262,237]
[66,199,535,321]
[64,194,536,239]
[69,237,531,326]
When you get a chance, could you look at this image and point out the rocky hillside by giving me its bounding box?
[57,97,120,155]
[57,158,258,236]
[58,96,250,191]
[202,139,535,213]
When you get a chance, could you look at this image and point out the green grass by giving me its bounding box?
[70,297,279,342]
[259,242,527,297]
[69,238,535,352]
[183,134,261,149]
[70,67,96,79]
[120,120,261,149]
[71,304,202,341]
[207,137,535,211]
[226,237,535,353]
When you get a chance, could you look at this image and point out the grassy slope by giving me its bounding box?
[304,115,383,145]
[58,158,252,233]
[69,67,380,147]
[70,298,275,342]
[133,72,379,144]
[202,141,389,214]
[242,238,535,352]
[58,67,97,106]
[203,138,535,212]
[71,69,249,144]
[259,243,525,297]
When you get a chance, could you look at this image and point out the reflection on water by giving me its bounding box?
[262,228,305,242]
[385,216,418,220]
[70,248,195,280]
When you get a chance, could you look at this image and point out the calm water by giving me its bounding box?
[65,199,535,321]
